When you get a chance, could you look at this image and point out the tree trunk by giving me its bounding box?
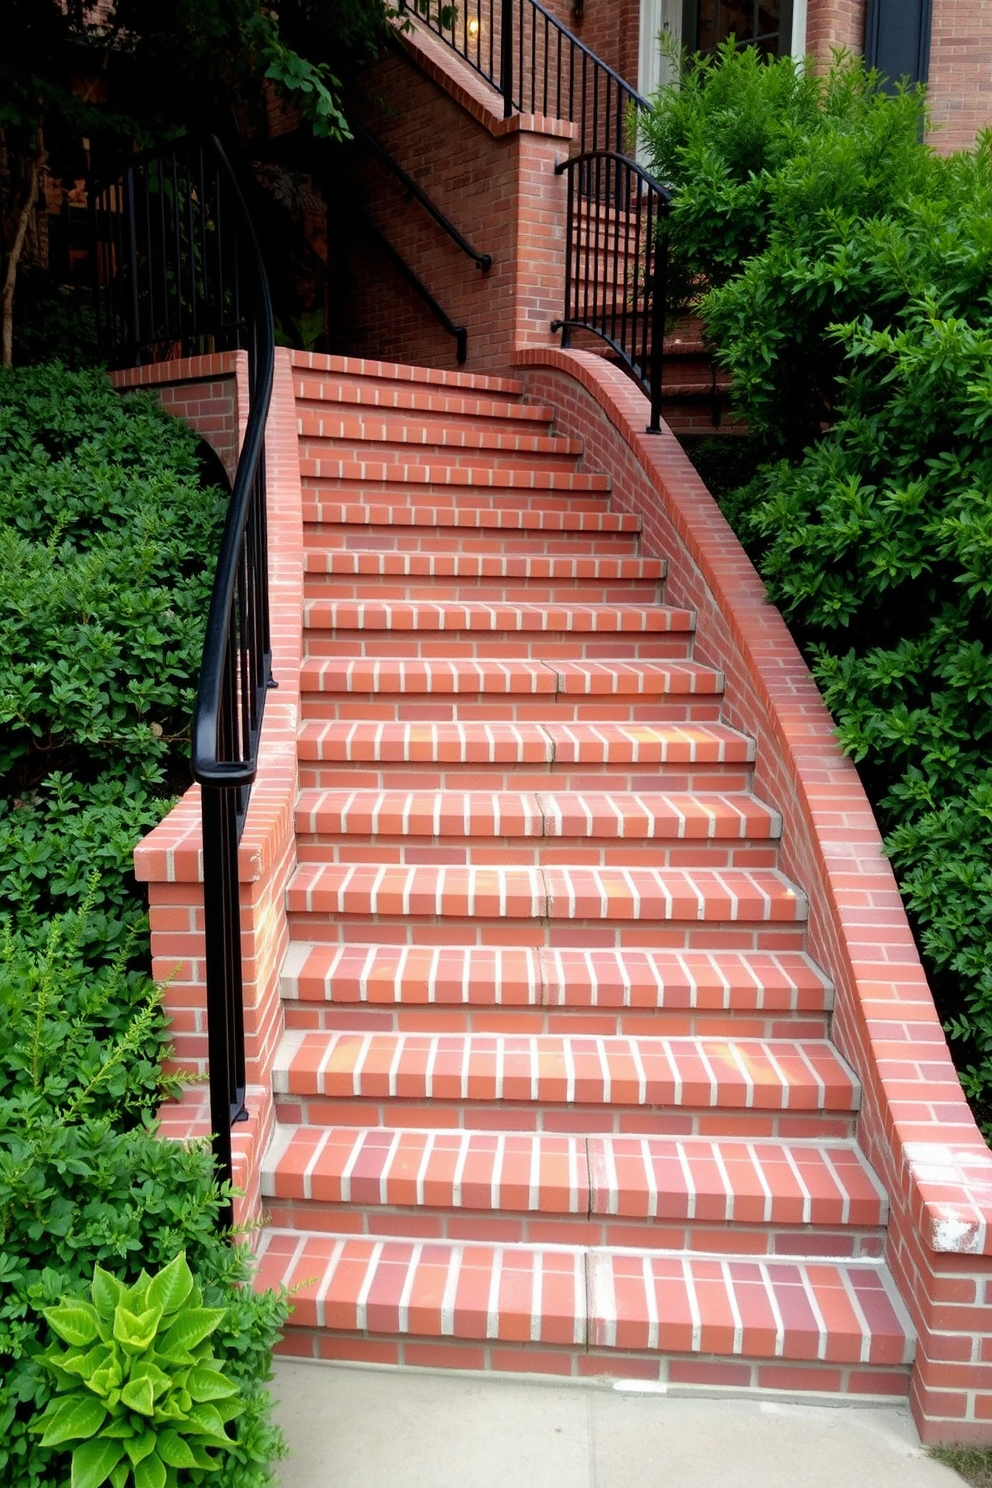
[1,126,47,369]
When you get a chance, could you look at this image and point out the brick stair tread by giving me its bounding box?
[292,353,523,396]
[302,601,694,634]
[302,552,666,582]
[302,503,632,532]
[286,862,807,921]
[299,659,724,697]
[298,412,581,457]
[261,1126,886,1228]
[272,1029,853,1110]
[300,459,611,491]
[297,386,556,426]
[280,943,832,1011]
[296,720,754,766]
[295,788,781,841]
[254,1230,913,1365]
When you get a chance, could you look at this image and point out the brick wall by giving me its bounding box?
[805,0,867,57]
[518,344,992,1443]
[346,23,573,374]
[111,353,244,483]
[928,0,992,151]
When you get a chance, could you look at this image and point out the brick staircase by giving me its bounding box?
[253,354,914,1392]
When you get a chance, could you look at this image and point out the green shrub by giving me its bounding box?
[0,366,226,797]
[0,1110,288,1488]
[0,777,168,961]
[645,48,992,1122]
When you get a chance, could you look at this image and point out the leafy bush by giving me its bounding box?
[33,1251,243,1487]
[0,1109,287,1488]
[642,46,933,450]
[644,49,992,1123]
[0,365,226,796]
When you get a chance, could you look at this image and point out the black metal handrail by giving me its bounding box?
[553,151,671,433]
[363,216,468,362]
[354,122,492,271]
[398,0,648,154]
[94,136,274,1227]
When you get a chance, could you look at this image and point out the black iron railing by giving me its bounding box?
[398,0,646,154]
[354,123,492,271]
[362,217,468,362]
[94,136,274,1225]
[399,0,672,428]
[553,152,671,433]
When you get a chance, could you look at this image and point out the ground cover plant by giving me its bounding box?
[643,47,992,1128]
[0,363,288,1484]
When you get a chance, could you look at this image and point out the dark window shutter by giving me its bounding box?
[864,0,932,88]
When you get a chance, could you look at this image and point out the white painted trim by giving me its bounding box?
[791,0,809,57]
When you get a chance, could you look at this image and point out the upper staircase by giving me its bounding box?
[253,353,914,1393]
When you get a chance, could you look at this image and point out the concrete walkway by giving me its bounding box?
[271,1360,965,1488]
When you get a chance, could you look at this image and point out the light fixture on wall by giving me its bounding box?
[571,0,585,21]
[467,16,480,38]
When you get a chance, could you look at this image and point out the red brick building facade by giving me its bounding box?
[556,0,992,153]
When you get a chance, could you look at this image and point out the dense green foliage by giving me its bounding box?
[644,48,992,1125]
[0,365,288,1484]
[0,365,226,958]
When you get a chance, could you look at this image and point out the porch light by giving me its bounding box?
[467,17,480,38]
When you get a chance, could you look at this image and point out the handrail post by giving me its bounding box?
[501,0,514,117]
[648,197,669,435]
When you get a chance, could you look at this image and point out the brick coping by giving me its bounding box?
[515,345,992,1259]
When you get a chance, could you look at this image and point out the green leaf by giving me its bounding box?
[110,1464,129,1488]
[121,1373,155,1416]
[156,1430,198,1469]
[144,1251,193,1316]
[133,1449,167,1488]
[37,1392,108,1447]
[92,1266,127,1321]
[45,1301,101,1346]
[113,1303,162,1353]
[158,1307,226,1361]
[124,1427,157,1466]
[71,1437,126,1488]
[185,1365,238,1403]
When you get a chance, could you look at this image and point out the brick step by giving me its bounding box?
[294,720,752,779]
[300,460,611,495]
[302,601,696,663]
[302,506,638,558]
[306,487,611,516]
[298,413,583,468]
[296,389,557,436]
[271,1030,857,1129]
[300,658,721,700]
[281,944,830,1013]
[280,943,832,1040]
[302,549,666,604]
[261,1127,887,1239]
[295,788,781,844]
[286,862,807,932]
[292,352,524,397]
[257,1230,913,1385]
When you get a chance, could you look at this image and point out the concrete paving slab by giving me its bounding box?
[270,1361,965,1488]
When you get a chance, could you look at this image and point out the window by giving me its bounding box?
[681,0,795,57]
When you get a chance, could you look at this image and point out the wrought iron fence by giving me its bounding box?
[399,0,671,425]
[553,151,671,433]
[94,136,274,1225]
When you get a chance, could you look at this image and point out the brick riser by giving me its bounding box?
[258,355,914,1395]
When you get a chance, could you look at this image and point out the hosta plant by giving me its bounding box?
[30,1251,242,1488]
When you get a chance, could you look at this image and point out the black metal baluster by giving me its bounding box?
[501,0,513,116]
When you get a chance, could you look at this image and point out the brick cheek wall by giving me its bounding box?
[115,350,304,1233]
[518,346,992,1442]
[111,353,244,483]
[349,27,572,373]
